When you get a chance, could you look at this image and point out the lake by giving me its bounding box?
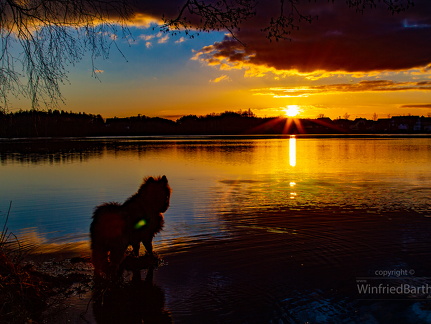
[1,135,431,323]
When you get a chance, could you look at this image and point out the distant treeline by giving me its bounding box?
[1,109,431,138]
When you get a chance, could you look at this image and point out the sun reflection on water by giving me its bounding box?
[289,135,296,167]
[289,179,297,200]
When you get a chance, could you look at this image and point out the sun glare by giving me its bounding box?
[284,105,300,117]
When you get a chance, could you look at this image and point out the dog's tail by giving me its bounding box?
[90,202,123,249]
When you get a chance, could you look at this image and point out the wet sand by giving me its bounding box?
[30,206,431,323]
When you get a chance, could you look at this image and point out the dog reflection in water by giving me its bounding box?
[92,259,172,324]
[90,176,171,279]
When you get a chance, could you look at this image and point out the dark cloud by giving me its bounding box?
[400,104,431,108]
[189,0,431,73]
[31,0,424,73]
[60,0,429,74]
[128,0,183,19]
[313,80,431,92]
[253,80,431,97]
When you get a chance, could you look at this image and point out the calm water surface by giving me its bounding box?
[1,136,431,323]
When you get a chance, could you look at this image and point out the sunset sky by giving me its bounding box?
[10,0,431,120]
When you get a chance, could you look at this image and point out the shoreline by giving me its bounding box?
[2,133,431,142]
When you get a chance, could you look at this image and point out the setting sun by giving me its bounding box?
[284,105,300,117]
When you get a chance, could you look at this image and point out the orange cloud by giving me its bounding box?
[157,34,170,44]
[253,80,431,98]
[126,13,162,28]
[210,75,232,83]
[175,37,186,44]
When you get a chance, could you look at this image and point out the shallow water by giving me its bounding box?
[1,136,431,323]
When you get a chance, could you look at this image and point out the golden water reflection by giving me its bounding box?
[289,135,296,167]
[289,135,297,199]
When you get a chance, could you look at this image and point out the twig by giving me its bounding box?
[1,201,13,245]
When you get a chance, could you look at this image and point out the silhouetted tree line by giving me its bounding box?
[1,109,431,138]
[0,109,105,137]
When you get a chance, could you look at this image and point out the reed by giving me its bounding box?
[0,202,47,323]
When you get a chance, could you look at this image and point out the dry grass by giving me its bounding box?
[0,202,45,322]
[0,202,92,323]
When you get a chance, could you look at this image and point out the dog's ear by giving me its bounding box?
[146,177,155,183]
[161,175,168,183]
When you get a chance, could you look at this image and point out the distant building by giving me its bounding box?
[350,118,373,132]
[390,116,420,132]
[332,118,353,132]
[375,118,391,132]
[420,117,431,132]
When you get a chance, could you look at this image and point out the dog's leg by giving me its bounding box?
[132,242,140,256]
[142,237,154,256]
[92,247,109,279]
[109,245,126,279]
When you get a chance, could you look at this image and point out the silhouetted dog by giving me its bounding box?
[90,176,171,279]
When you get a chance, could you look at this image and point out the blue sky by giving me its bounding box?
[59,27,231,118]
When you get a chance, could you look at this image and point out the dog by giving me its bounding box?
[90,176,171,279]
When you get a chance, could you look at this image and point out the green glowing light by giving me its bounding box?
[134,219,147,229]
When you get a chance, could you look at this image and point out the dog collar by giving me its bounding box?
[134,218,147,229]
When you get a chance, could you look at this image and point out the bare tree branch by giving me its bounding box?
[0,0,132,109]
[160,0,256,45]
